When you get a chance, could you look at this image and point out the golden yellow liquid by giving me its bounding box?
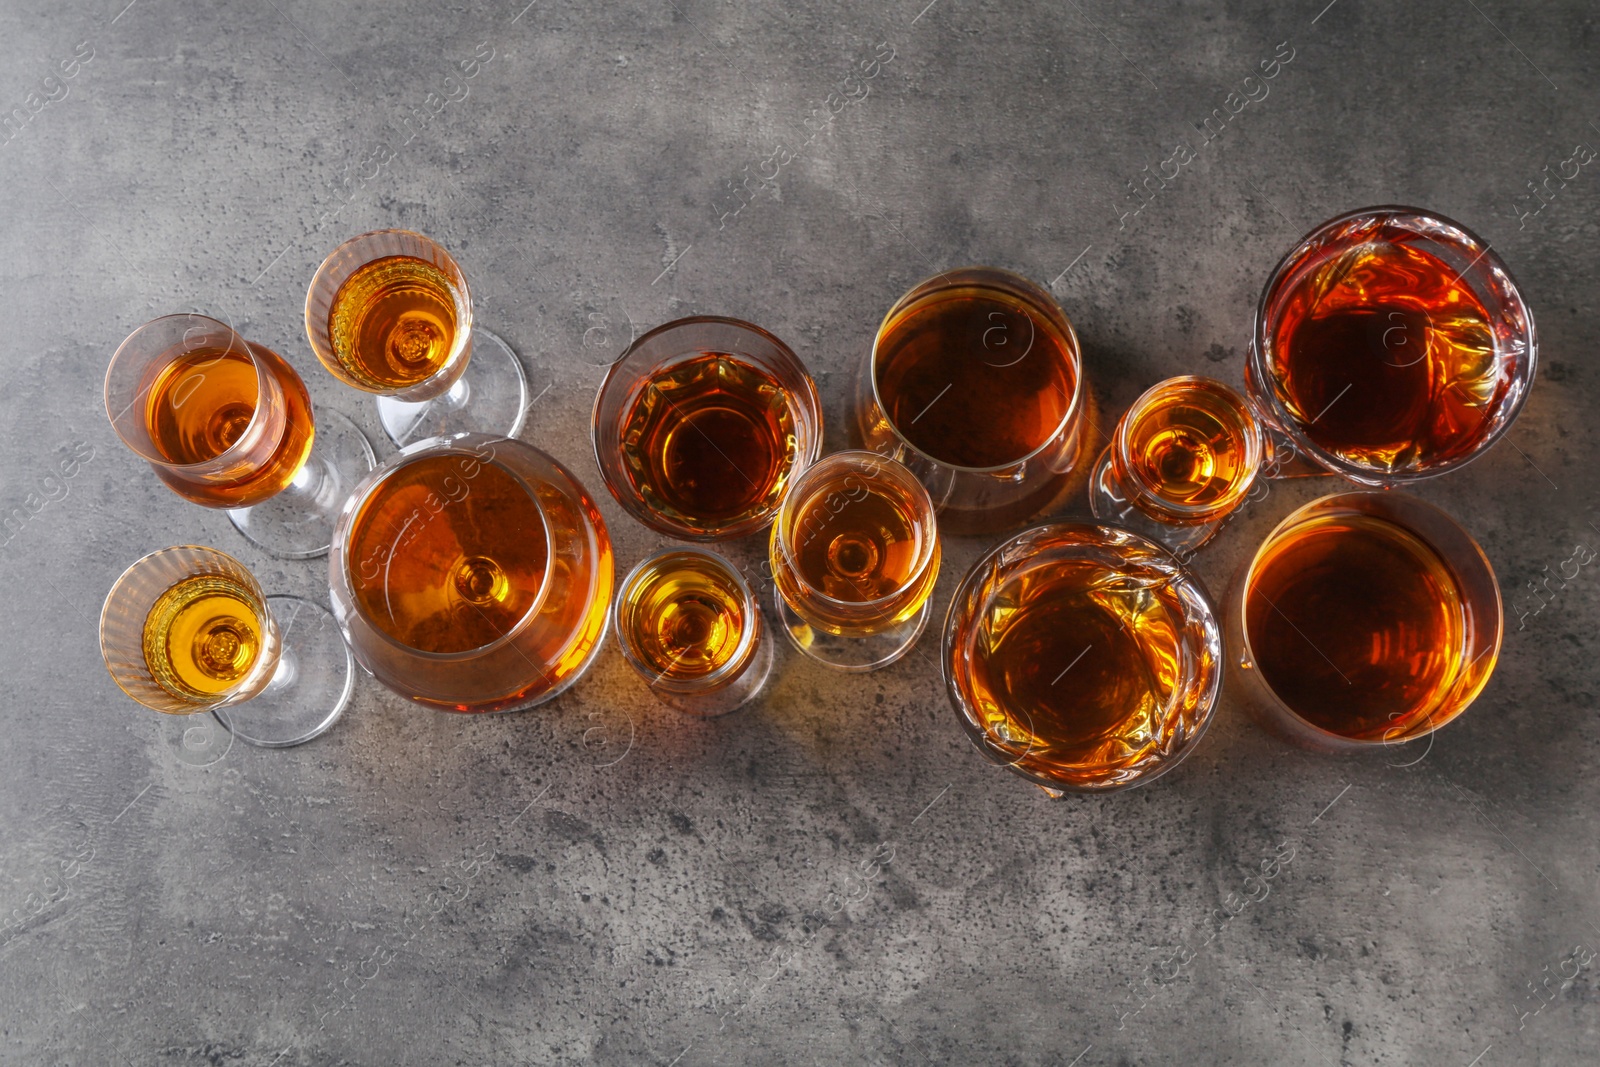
[618,552,750,683]
[962,558,1185,787]
[328,255,460,390]
[1117,381,1256,519]
[142,575,265,700]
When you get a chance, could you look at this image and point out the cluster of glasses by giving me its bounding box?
[101,206,1531,797]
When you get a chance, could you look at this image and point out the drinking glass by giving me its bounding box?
[769,450,940,671]
[100,545,353,747]
[591,316,822,541]
[944,523,1221,795]
[328,433,613,713]
[1088,376,1265,555]
[1248,206,1536,486]
[105,313,375,559]
[613,546,773,716]
[855,267,1091,534]
[306,229,529,447]
[1227,491,1501,753]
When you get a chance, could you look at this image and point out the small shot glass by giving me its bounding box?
[613,547,773,716]
[1089,376,1265,555]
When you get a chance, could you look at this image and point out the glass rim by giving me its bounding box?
[106,313,281,471]
[1248,204,1538,485]
[868,265,1086,475]
[1113,375,1264,521]
[1236,489,1503,746]
[941,520,1222,794]
[771,449,940,614]
[590,314,823,540]
[334,433,557,663]
[613,545,761,692]
[304,228,475,397]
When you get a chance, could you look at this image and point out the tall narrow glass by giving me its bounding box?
[100,545,353,747]
[328,433,612,713]
[855,267,1090,534]
[592,316,822,541]
[614,546,773,716]
[1248,206,1536,486]
[1227,492,1501,753]
[105,314,375,559]
[944,524,1221,795]
[1088,376,1265,555]
[770,450,940,671]
[306,229,529,447]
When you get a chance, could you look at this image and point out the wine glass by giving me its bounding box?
[305,229,529,447]
[105,313,375,559]
[100,544,352,747]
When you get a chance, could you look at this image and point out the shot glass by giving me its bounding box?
[1248,206,1536,486]
[1227,491,1501,753]
[1088,376,1265,555]
[613,546,773,716]
[769,450,940,671]
[592,316,822,541]
[943,523,1221,795]
[855,267,1091,534]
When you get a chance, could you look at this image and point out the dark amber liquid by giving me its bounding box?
[787,472,925,604]
[874,285,1078,469]
[1120,383,1255,515]
[145,344,315,508]
[1245,513,1465,740]
[964,558,1185,787]
[1269,237,1509,472]
[618,552,750,683]
[347,453,549,654]
[328,255,459,390]
[619,353,798,534]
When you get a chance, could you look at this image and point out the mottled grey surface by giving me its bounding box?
[0,0,1596,1063]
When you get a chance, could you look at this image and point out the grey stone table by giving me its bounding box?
[1,1,1595,1063]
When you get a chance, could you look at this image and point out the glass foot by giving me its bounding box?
[774,588,931,672]
[377,326,529,447]
[228,410,375,560]
[213,595,353,748]
[1087,444,1221,558]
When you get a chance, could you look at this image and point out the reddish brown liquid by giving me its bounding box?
[1245,513,1465,740]
[1268,238,1510,472]
[619,353,798,534]
[145,344,315,509]
[874,286,1078,469]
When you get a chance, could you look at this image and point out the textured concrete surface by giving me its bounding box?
[1,1,1597,1063]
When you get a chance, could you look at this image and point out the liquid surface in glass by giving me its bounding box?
[329,255,459,390]
[1122,385,1255,514]
[618,552,748,682]
[143,574,264,700]
[347,453,549,654]
[1245,512,1465,739]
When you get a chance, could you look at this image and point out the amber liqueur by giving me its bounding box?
[959,556,1187,787]
[144,343,314,507]
[345,451,549,654]
[328,254,460,390]
[1245,511,1466,740]
[618,353,799,534]
[617,551,752,685]
[143,573,264,700]
[874,283,1077,468]
[1266,236,1513,472]
[774,463,936,631]
[1118,380,1256,519]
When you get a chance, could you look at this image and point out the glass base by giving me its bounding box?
[228,411,375,560]
[213,595,353,747]
[377,326,529,447]
[1087,445,1222,557]
[774,588,931,672]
